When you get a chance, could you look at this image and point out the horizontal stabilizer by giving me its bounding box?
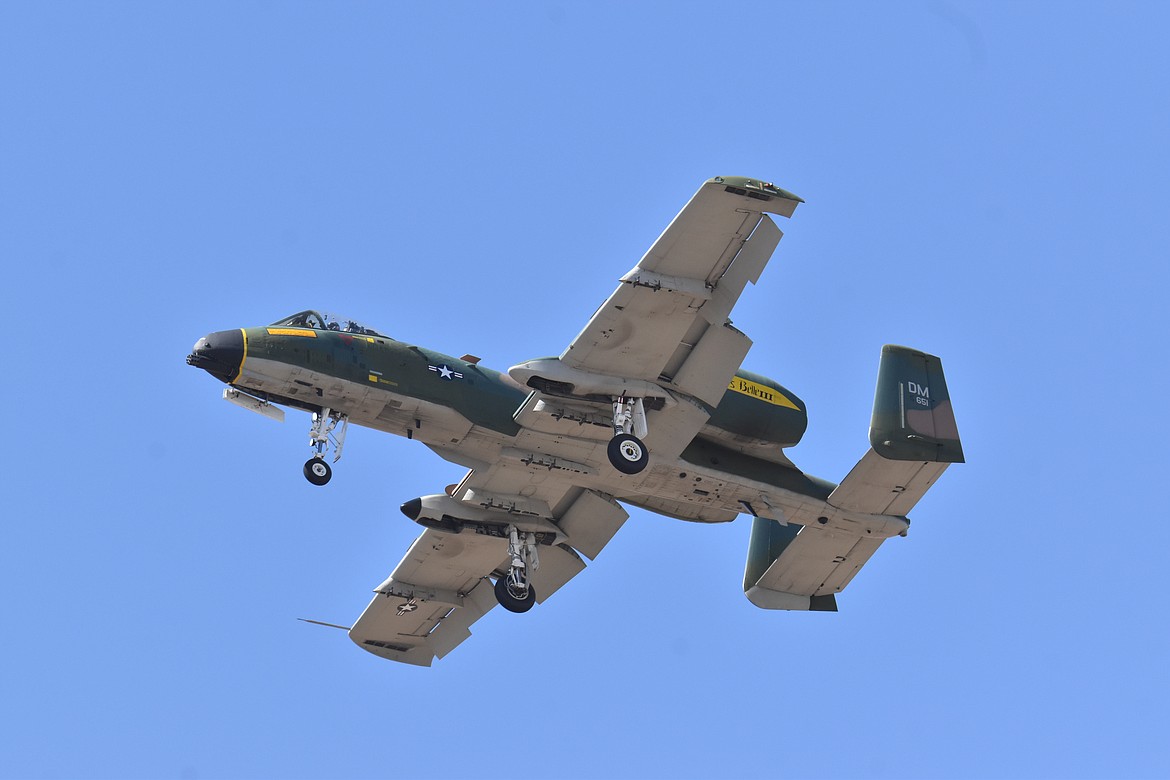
[829,450,950,516]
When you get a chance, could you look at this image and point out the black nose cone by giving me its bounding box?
[187,329,244,383]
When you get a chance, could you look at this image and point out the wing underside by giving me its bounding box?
[562,178,800,400]
[512,177,803,464]
[349,471,628,666]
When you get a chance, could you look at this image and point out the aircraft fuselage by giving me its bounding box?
[189,322,840,525]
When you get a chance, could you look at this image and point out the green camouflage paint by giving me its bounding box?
[244,327,525,435]
[869,345,964,463]
[709,369,808,448]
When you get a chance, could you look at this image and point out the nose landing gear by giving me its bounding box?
[303,407,348,486]
[304,458,332,486]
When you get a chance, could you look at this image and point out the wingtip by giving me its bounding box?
[710,176,804,203]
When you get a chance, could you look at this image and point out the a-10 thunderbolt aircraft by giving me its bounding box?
[187,176,964,666]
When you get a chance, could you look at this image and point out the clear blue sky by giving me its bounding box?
[3,3,1168,778]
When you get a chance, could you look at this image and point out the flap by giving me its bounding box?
[555,490,629,560]
[529,544,587,604]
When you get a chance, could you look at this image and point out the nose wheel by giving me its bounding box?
[304,458,332,486]
[303,407,348,486]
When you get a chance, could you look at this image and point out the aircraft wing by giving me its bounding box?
[563,177,801,406]
[349,469,628,666]
[518,177,803,460]
[348,528,505,666]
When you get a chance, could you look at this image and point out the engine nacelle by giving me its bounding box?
[703,370,808,450]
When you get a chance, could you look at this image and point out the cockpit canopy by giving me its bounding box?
[270,310,386,337]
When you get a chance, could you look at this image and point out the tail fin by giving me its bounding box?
[828,345,963,517]
[870,345,964,464]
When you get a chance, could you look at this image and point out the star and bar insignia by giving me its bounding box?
[428,364,464,381]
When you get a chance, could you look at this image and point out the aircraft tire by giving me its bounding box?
[494,577,536,613]
[303,457,332,486]
[607,433,649,475]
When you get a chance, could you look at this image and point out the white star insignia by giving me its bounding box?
[428,364,464,381]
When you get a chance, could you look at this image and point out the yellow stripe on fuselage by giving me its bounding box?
[728,376,800,410]
[236,328,248,383]
[266,327,317,337]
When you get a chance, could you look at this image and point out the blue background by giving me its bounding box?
[3,3,1168,778]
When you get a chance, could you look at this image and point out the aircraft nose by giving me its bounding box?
[186,329,244,383]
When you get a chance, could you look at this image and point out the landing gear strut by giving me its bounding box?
[607,396,649,474]
[303,407,348,486]
[495,526,539,613]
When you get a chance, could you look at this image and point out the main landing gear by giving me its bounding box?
[303,407,348,486]
[494,526,539,613]
[607,396,649,475]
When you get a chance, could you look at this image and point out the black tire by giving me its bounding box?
[303,457,332,486]
[607,433,649,474]
[494,576,536,613]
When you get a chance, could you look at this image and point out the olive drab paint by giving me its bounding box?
[870,345,964,464]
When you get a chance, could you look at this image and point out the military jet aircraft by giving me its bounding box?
[187,176,963,666]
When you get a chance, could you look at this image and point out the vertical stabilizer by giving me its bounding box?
[870,345,964,464]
